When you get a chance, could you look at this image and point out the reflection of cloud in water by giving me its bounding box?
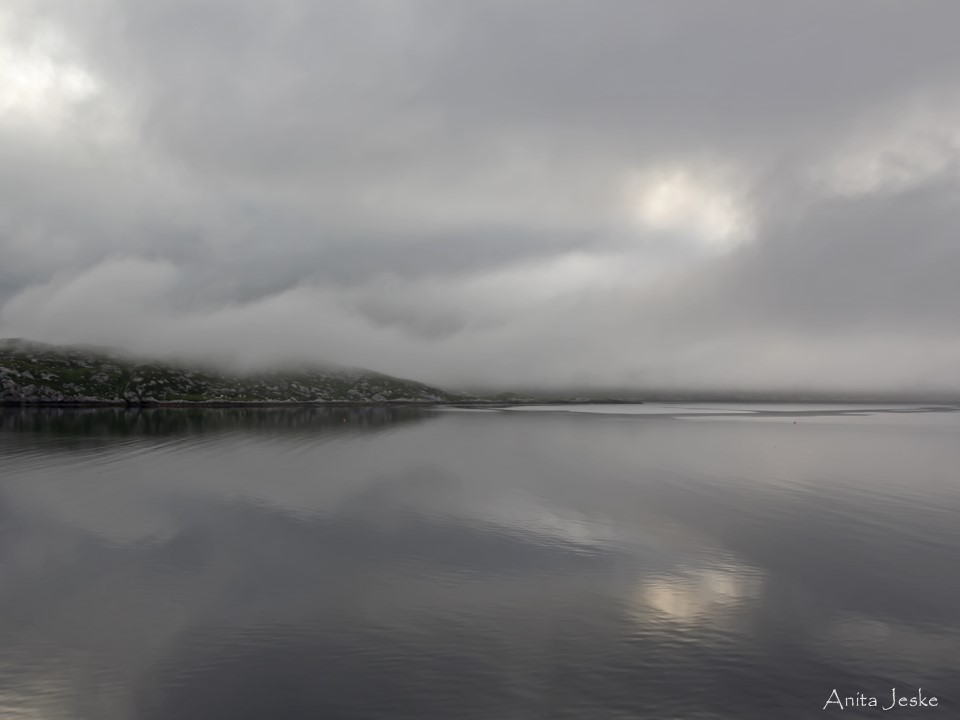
[633,565,763,626]
[469,494,617,551]
[2,429,624,552]
[814,613,960,671]
[0,657,95,720]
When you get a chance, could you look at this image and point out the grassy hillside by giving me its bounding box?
[0,339,464,405]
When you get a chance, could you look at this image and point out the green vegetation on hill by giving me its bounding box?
[0,339,464,406]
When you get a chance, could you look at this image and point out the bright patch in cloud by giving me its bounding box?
[623,167,753,251]
[817,100,960,197]
[0,9,99,123]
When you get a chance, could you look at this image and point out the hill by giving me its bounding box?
[0,339,464,406]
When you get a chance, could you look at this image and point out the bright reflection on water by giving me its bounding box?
[0,405,958,719]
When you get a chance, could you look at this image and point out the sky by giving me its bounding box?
[1,0,959,393]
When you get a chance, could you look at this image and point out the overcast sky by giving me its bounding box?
[1,0,959,392]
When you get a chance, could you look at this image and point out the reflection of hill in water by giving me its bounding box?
[0,406,437,441]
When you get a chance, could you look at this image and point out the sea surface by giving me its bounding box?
[1,404,958,719]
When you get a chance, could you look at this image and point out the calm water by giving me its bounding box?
[1,404,958,719]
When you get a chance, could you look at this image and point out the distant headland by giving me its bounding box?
[0,339,639,408]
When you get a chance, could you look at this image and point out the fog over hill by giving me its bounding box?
[0,339,461,405]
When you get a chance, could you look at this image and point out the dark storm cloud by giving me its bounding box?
[1,0,959,389]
